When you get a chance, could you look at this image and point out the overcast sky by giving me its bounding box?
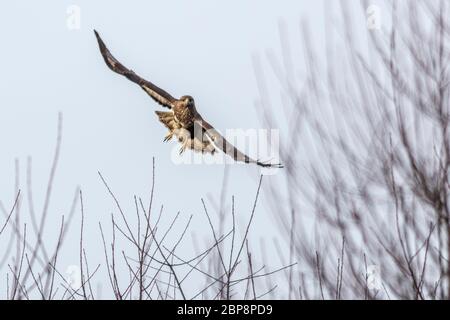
[0,1,385,298]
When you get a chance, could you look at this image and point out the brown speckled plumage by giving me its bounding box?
[173,98,196,128]
[94,30,282,168]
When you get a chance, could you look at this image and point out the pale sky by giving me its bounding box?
[0,0,383,298]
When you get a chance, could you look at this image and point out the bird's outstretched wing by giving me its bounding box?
[94,30,176,109]
[195,118,283,168]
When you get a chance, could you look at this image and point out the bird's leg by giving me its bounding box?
[178,134,185,154]
[179,136,192,155]
[163,131,173,142]
[179,140,188,154]
[177,128,192,154]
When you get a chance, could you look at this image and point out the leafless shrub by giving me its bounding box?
[0,114,292,300]
[254,0,450,299]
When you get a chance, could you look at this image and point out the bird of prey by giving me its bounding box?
[94,30,282,168]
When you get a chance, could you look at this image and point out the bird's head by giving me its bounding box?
[181,95,196,109]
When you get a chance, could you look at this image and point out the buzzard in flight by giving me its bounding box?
[94,30,282,168]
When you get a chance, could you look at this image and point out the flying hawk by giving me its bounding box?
[94,30,282,168]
